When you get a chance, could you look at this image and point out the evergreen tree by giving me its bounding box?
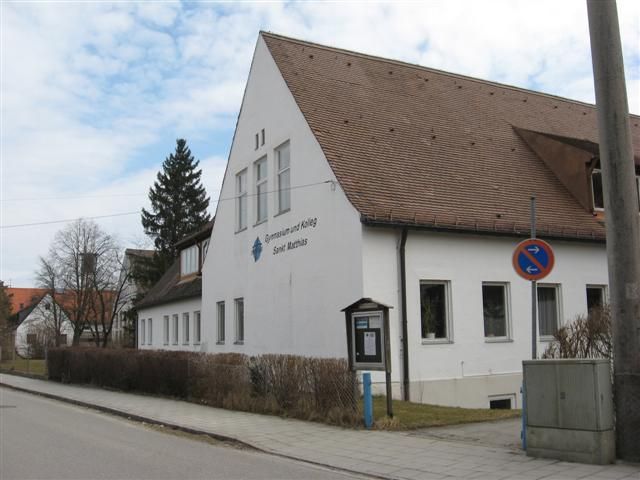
[139,139,211,286]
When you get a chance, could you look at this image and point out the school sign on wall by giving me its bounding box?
[252,217,319,261]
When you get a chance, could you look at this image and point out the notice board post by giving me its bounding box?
[342,298,393,419]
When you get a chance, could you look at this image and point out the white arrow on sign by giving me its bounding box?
[526,265,539,274]
[527,246,540,254]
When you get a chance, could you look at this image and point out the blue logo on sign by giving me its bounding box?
[252,237,263,262]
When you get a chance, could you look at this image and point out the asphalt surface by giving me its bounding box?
[0,387,367,480]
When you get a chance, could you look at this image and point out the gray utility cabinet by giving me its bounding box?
[523,359,615,464]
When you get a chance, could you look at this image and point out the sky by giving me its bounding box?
[1,0,639,288]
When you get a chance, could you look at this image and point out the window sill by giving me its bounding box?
[539,336,555,342]
[216,341,225,345]
[235,227,247,234]
[182,343,190,346]
[234,341,244,345]
[254,219,267,227]
[485,337,513,343]
[274,208,290,218]
[421,338,453,345]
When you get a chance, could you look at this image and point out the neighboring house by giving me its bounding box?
[200,32,639,409]
[2,287,48,359]
[136,222,213,351]
[10,293,73,358]
[112,248,154,347]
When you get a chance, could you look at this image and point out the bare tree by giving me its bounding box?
[35,260,68,347]
[38,219,133,347]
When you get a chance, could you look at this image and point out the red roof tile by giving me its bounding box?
[262,32,640,241]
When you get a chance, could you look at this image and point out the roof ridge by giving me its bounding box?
[260,31,639,119]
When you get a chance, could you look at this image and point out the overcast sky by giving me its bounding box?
[2,0,639,287]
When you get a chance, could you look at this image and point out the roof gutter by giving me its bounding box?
[399,227,410,401]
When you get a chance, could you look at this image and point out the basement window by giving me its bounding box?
[489,396,514,410]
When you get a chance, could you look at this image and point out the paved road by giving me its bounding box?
[0,387,366,480]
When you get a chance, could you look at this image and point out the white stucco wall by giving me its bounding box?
[361,227,609,407]
[201,36,364,358]
[137,297,204,352]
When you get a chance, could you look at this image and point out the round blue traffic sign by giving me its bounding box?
[512,238,555,281]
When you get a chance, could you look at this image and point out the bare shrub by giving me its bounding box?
[543,305,612,359]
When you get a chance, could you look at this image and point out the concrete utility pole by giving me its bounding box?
[587,0,640,461]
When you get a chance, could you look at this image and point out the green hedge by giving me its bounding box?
[47,348,359,426]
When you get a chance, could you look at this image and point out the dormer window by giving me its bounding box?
[180,244,199,276]
[590,165,640,211]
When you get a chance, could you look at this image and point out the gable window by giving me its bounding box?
[276,142,290,214]
[236,169,248,231]
[586,285,607,313]
[420,281,452,342]
[180,245,199,276]
[261,128,265,146]
[234,298,244,344]
[538,284,562,338]
[217,301,225,344]
[255,156,268,224]
[172,314,179,345]
[163,315,169,345]
[183,312,190,344]
[194,311,201,344]
[482,283,511,340]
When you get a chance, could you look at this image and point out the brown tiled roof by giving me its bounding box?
[174,220,214,250]
[135,260,201,310]
[262,32,640,241]
[6,287,48,313]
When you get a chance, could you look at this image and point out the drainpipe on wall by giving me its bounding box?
[399,228,410,401]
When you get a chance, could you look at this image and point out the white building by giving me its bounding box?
[12,293,73,358]
[136,223,212,351]
[200,32,639,408]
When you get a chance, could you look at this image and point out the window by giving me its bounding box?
[148,318,153,345]
[276,142,290,214]
[58,334,67,345]
[260,128,265,146]
[180,245,198,276]
[183,312,190,344]
[234,298,244,344]
[538,284,561,338]
[236,169,247,231]
[217,301,225,344]
[255,156,268,223]
[255,133,259,150]
[420,281,451,341]
[194,311,201,344]
[172,314,179,345]
[482,283,510,340]
[591,166,640,211]
[201,239,210,263]
[44,302,51,311]
[140,319,146,346]
[27,333,37,345]
[586,285,606,312]
[163,315,169,345]
[591,169,604,210]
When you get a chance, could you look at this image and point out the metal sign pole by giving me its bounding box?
[531,196,537,360]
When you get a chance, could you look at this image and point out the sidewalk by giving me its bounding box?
[1,373,639,480]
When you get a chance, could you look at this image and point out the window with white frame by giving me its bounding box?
[217,301,225,344]
[172,314,179,345]
[201,239,210,263]
[163,315,169,345]
[586,285,607,313]
[538,284,561,338]
[140,318,146,346]
[276,142,290,214]
[591,165,640,211]
[194,311,201,344]
[234,298,244,344]
[420,281,451,341]
[180,244,199,276]
[183,312,190,344]
[148,318,153,345]
[482,283,510,340]
[255,156,268,223]
[236,169,247,231]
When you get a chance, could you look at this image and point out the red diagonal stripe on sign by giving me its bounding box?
[520,246,546,272]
